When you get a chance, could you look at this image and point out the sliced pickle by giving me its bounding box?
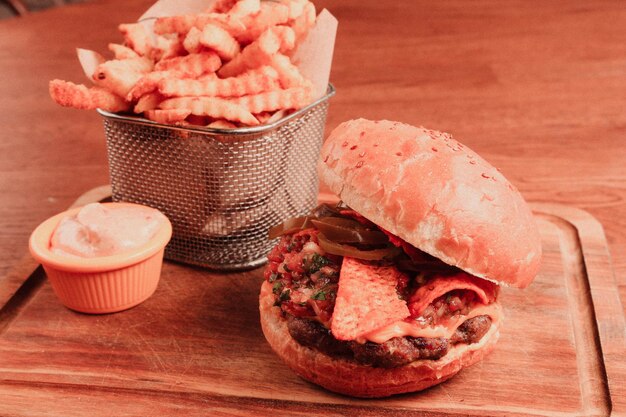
[268,216,314,239]
[310,218,387,244]
[317,233,401,261]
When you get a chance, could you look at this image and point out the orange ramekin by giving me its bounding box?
[29,203,172,314]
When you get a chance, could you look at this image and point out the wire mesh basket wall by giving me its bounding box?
[98,85,334,270]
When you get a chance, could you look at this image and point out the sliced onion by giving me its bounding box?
[317,233,401,261]
[310,218,387,245]
[268,216,314,239]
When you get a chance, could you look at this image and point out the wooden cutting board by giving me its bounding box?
[1,187,624,416]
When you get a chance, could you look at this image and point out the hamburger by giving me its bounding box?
[259,119,542,397]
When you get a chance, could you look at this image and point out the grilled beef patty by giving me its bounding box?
[287,315,492,368]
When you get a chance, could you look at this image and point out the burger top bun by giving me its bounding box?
[318,119,542,288]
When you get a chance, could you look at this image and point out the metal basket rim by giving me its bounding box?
[97,84,335,137]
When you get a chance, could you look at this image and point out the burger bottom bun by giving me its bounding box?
[259,281,501,398]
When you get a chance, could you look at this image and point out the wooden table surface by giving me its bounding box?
[0,0,625,413]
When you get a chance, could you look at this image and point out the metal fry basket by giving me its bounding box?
[98,85,335,271]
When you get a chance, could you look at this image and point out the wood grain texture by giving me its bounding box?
[318,0,626,322]
[532,204,626,417]
[0,186,111,311]
[0,198,623,416]
[1,0,624,315]
[1,0,626,414]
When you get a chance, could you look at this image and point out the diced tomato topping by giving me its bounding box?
[265,229,341,325]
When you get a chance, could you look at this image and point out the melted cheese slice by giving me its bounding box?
[357,302,503,344]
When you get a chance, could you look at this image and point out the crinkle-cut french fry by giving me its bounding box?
[154,52,221,77]
[207,119,238,129]
[204,14,247,39]
[273,26,296,54]
[127,71,177,101]
[134,92,163,113]
[153,34,186,61]
[183,27,204,54]
[158,96,259,126]
[50,0,318,128]
[154,13,245,38]
[236,2,290,44]
[217,40,272,78]
[206,0,237,13]
[289,0,316,44]
[229,0,261,17]
[183,24,240,60]
[267,109,288,124]
[197,72,220,82]
[118,23,153,57]
[232,87,312,114]
[49,79,130,112]
[130,66,219,102]
[153,14,197,35]
[199,24,241,61]
[254,111,273,124]
[256,25,295,52]
[93,57,152,98]
[144,108,191,124]
[159,66,279,98]
[218,26,294,78]
[108,43,140,60]
[269,53,307,88]
[279,0,308,20]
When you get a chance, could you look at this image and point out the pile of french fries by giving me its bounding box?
[49,0,317,128]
